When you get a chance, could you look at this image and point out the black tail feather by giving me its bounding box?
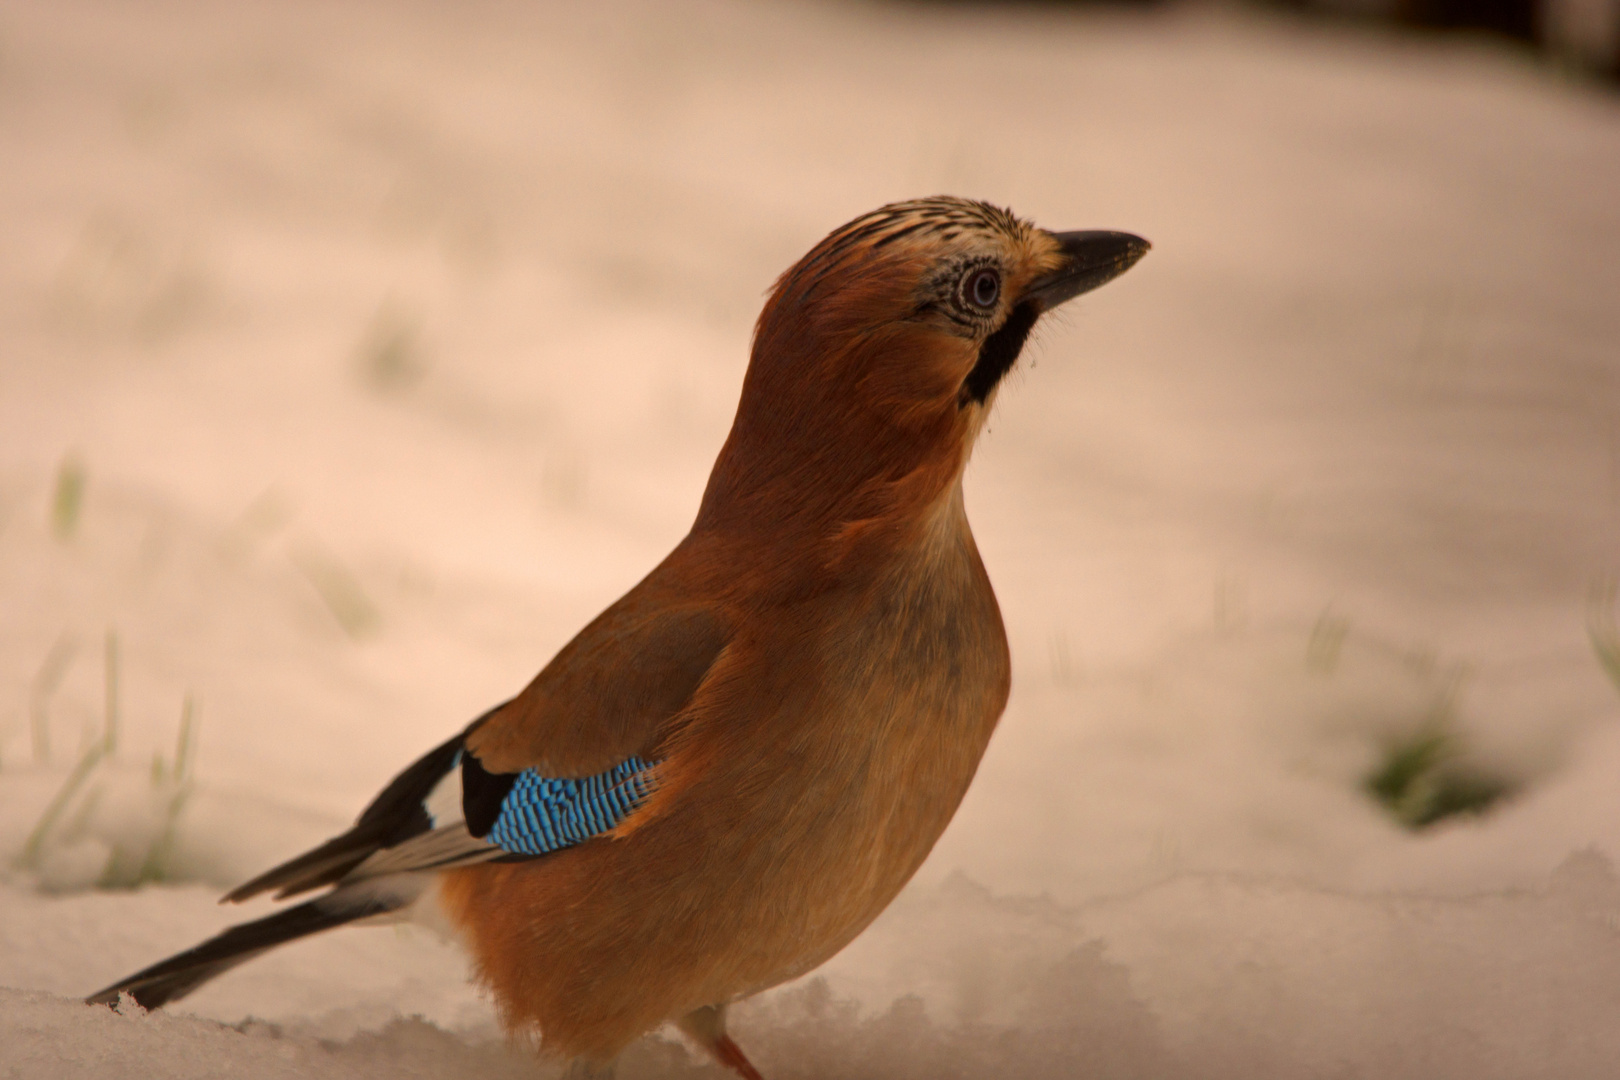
[86,888,403,1011]
[88,707,504,1010]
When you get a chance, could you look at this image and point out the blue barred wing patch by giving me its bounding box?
[484,757,658,857]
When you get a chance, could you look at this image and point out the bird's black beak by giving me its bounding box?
[959,228,1151,407]
[1024,231,1150,311]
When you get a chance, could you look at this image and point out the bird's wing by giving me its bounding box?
[226,722,666,901]
[463,594,732,775]
[225,594,731,904]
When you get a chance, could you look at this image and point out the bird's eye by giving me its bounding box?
[962,268,1000,311]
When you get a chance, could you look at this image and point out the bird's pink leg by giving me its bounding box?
[711,1034,765,1080]
[677,1005,765,1080]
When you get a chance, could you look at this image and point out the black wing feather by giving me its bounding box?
[461,750,520,837]
[223,706,501,903]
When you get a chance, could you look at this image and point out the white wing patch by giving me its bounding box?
[422,763,464,829]
[336,751,498,884]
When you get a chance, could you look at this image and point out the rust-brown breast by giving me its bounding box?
[436,481,1009,1060]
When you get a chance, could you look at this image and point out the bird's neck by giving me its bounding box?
[684,455,977,610]
[694,396,971,540]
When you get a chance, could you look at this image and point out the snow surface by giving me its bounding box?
[2,0,1619,1076]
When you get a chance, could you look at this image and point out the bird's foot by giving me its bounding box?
[562,1056,616,1079]
[677,1004,765,1080]
[711,1033,765,1080]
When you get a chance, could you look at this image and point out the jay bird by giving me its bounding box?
[87,197,1148,1078]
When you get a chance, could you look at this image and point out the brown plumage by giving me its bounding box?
[87,197,1148,1079]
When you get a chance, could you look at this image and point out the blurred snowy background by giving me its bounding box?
[2,0,1618,1076]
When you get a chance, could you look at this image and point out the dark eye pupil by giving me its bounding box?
[969,270,999,308]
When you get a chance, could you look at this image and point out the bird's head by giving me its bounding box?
[697,197,1148,548]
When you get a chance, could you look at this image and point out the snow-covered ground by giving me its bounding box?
[2,0,1618,1076]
